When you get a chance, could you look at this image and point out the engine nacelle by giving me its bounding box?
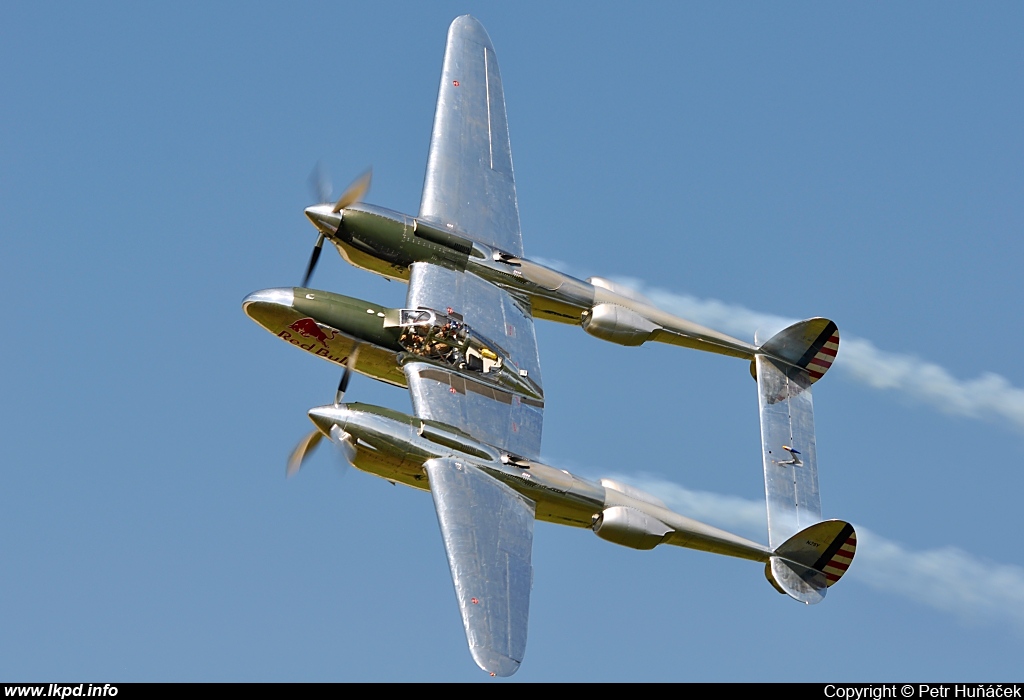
[581,303,659,346]
[592,506,672,550]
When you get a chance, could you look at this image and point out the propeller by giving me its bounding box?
[330,424,357,466]
[334,343,360,406]
[331,168,372,214]
[301,166,373,288]
[286,429,323,479]
[285,345,361,478]
[308,161,333,206]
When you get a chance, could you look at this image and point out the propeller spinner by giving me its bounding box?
[301,167,372,287]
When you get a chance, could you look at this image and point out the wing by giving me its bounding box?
[425,457,535,676]
[419,15,523,256]
[404,262,544,459]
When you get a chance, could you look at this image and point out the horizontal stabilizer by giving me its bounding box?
[754,318,839,384]
[755,353,822,550]
[765,520,857,604]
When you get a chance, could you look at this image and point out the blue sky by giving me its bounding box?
[2,2,1022,681]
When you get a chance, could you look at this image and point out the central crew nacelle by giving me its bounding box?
[243,287,543,398]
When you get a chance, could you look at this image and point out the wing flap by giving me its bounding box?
[425,457,536,676]
[405,361,543,459]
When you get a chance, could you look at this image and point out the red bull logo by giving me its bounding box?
[287,318,336,347]
[276,317,352,365]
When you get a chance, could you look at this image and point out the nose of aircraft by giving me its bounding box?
[304,205,342,235]
[241,288,296,331]
[242,287,295,311]
[308,405,351,435]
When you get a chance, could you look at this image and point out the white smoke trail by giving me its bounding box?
[534,259,1024,628]
[606,473,1024,633]
[534,257,1024,433]
[628,281,1024,432]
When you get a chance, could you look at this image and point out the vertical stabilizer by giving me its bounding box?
[756,317,839,383]
[765,520,857,604]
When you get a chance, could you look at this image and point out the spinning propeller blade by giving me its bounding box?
[301,234,325,288]
[335,344,360,406]
[300,167,372,286]
[308,161,332,205]
[286,345,361,478]
[286,429,323,478]
[330,425,357,467]
[332,168,372,213]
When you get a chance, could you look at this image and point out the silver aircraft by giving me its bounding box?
[244,15,856,677]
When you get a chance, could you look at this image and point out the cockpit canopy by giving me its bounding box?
[399,308,437,328]
[397,308,501,374]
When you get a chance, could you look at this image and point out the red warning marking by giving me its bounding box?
[471,597,479,604]
[453,80,460,87]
